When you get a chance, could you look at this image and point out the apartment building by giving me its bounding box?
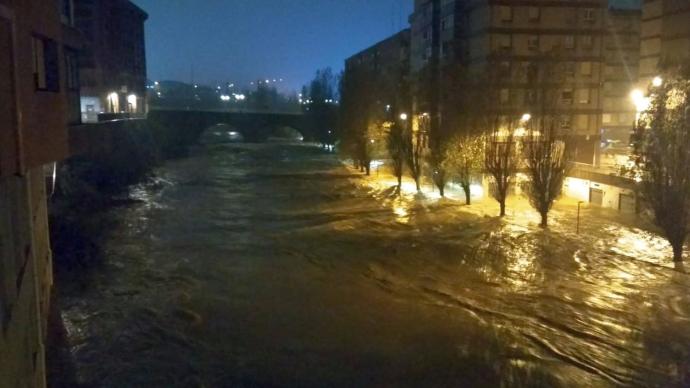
[639,0,690,84]
[0,0,82,386]
[345,29,411,113]
[74,0,148,122]
[600,7,641,172]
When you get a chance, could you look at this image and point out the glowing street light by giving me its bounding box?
[631,89,650,113]
[652,76,663,87]
[521,113,532,122]
[400,113,408,121]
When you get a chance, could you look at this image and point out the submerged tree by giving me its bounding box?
[446,134,484,205]
[485,121,518,217]
[387,121,406,193]
[631,73,690,262]
[522,127,569,228]
[403,128,424,192]
[339,66,375,171]
[522,56,571,228]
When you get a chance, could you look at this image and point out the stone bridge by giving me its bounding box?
[146,109,313,150]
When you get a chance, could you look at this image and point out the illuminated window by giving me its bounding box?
[603,114,612,124]
[578,89,590,104]
[580,61,592,76]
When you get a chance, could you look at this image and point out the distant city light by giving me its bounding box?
[220,95,231,101]
[400,113,408,121]
[653,76,663,87]
[521,113,532,122]
[154,81,159,85]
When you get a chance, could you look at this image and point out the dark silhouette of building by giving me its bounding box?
[74,0,148,122]
[345,29,411,112]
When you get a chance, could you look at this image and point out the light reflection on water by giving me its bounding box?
[59,143,690,387]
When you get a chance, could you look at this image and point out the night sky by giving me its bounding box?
[131,0,412,92]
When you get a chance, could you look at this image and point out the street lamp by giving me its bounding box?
[630,89,650,113]
[521,113,532,123]
[400,113,408,121]
[652,76,663,87]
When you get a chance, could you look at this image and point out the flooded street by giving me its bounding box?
[59,142,690,387]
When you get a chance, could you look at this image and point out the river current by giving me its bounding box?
[58,142,690,387]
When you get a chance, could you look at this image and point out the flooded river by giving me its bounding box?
[58,142,690,387]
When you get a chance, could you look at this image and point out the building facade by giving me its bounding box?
[74,0,148,122]
[345,28,411,112]
[0,0,82,386]
[600,7,641,172]
[639,0,690,84]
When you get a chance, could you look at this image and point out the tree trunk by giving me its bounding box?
[415,178,421,192]
[397,175,402,193]
[438,185,445,198]
[540,212,548,228]
[462,184,471,205]
[673,241,684,263]
[499,201,506,217]
[365,163,371,176]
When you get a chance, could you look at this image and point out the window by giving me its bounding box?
[603,114,612,124]
[498,34,512,49]
[582,35,593,49]
[580,61,592,76]
[499,6,512,22]
[442,16,453,31]
[528,7,540,21]
[564,62,576,76]
[32,36,59,92]
[578,89,590,104]
[60,0,74,26]
[583,8,596,22]
[561,89,574,104]
[528,35,539,51]
[64,48,79,90]
[441,42,451,58]
[500,89,510,103]
[560,115,572,129]
[564,35,575,49]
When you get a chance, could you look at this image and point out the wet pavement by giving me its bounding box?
[58,142,690,387]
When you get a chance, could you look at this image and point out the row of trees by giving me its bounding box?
[339,54,572,228]
[337,52,690,262]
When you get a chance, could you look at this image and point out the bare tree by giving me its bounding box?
[446,133,484,205]
[387,121,406,193]
[523,128,569,227]
[403,128,424,192]
[485,121,519,217]
[631,73,690,262]
[522,56,571,228]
